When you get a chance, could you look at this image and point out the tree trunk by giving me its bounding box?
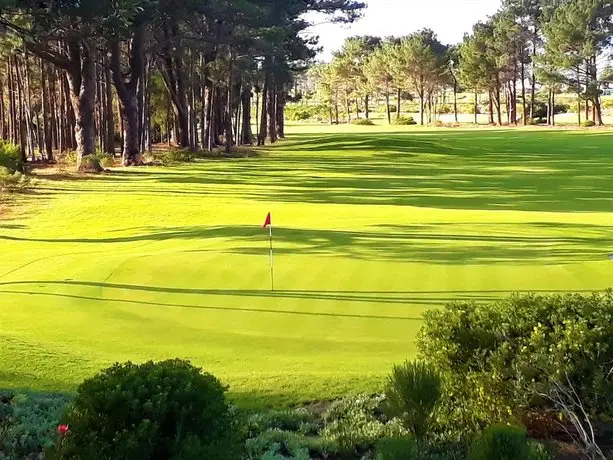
[521,60,527,124]
[0,78,5,139]
[62,72,77,150]
[495,86,502,126]
[364,94,370,119]
[14,57,26,163]
[488,92,494,124]
[552,91,556,126]
[110,35,143,165]
[258,74,269,146]
[530,29,536,119]
[66,51,97,162]
[7,60,17,145]
[453,81,458,123]
[385,90,391,124]
[396,88,401,120]
[276,89,285,139]
[40,60,53,160]
[474,91,478,124]
[241,87,253,145]
[267,78,277,143]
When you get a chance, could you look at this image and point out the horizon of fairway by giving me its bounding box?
[1,123,613,407]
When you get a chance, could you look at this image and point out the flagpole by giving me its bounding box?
[269,224,274,291]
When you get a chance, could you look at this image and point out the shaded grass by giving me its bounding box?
[0,125,612,407]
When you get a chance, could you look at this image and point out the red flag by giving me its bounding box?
[262,212,271,229]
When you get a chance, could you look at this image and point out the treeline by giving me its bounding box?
[0,0,364,167]
[309,0,613,126]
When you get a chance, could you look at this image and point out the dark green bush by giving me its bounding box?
[321,394,405,455]
[0,141,22,173]
[375,437,416,460]
[418,291,613,434]
[394,116,417,126]
[0,390,71,460]
[51,359,237,460]
[584,120,597,127]
[384,361,442,438]
[468,424,550,460]
[352,118,375,126]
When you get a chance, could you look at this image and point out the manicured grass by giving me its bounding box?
[1,124,612,407]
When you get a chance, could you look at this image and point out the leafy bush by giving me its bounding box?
[468,424,550,460]
[418,291,613,434]
[0,167,30,192]
[394,116,417,126]
[384,361,442,438]
[247,408,320,437]
[352,118,375,126]
[533,102,569,120]
[321,394,406,455]
[95,153,115,168]
[584,120,597,127]
[245,428,340,459]
[245,429,314,460]
[0,390,71,460]
[0,141,22,173]
[375,437,416,460]
[77,155,103,173]
[50,359,238,460]
[149,148,195,166]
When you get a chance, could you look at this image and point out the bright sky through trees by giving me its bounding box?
[308,0,502,61]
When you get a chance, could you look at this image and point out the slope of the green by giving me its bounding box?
[1,125,612,407]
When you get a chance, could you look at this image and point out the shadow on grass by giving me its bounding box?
[22,130,613,212]
[0,283,428,320]
[2,222,611,264]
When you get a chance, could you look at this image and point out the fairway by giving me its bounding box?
[1,125,612,407]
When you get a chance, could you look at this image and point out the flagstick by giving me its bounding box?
[269,224,274,291]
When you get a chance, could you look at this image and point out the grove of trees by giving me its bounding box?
[0,0,364,166]
[308,0,613,127]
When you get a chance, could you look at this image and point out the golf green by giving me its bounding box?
[1,125,612,407]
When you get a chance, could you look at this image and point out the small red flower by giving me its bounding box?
[57,424,70,436]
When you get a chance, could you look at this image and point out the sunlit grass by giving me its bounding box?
[1,124,612,407]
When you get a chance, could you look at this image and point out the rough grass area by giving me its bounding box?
[1,125,612,408]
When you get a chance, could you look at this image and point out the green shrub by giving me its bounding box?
[375,437,416,460]
[584,120,597,127]
[469,424,549,460]
[95,153,115,168]
[352,118,375,126]
[394,116,417,126]
[51,359,237,460]
[245,429,310,460]
[384,361,442,438]
[149,148,195,166]
[0,167,30,192]
[0,390,71,460]
[0,140,22,173]
[321,394,406,455]
[58,151,78,168]
[418,291,613,435]
[77,155,103,173]
[247,408,319,437]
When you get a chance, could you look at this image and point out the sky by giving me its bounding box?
[306,0,502,61]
